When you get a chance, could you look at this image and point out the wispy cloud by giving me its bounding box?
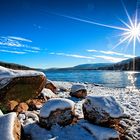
[23,49,39,53]
[95,55,127,62]
[87,49,135,58]
[87,49,97,52]
[99,51,135,58]
[7,36,32,42]
[50,52,95,60]
[0,36,41,54]
[0,49,26,54]
[100,51,123,55]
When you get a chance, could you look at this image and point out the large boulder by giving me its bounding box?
[0,112,21,140]
[39,98,75,128]
[82,96,124,126]
[70,84,87,98]
[0,66,46,111]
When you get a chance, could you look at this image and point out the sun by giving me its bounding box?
[130,26,140,37]
[119,11,140,46]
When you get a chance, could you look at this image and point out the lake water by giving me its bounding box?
[44,70,140,89]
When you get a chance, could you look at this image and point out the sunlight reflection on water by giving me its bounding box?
[126,71,139,92]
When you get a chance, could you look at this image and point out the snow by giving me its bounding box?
[39,98,75,118]
[24,120,120,140]
[18,111,39,126]
[0,112,17,140]
[51,81,140,140]
[3,80,138,140]
[0,66,45,88]
[85,95,124,118]
[81,122,119,140]
[0,110,3,116]
[0,66,45,78]
[24,122,95,140]
[53,81,73,92]
[71,84,86,93]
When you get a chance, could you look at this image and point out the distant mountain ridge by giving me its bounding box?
[0,56,140,71]
[0,61,33,70]
[73,63,113,70]
[45,56,140,71]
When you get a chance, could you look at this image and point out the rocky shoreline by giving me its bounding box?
[0,66,140,140]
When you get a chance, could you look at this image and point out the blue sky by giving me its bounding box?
[0,0,140,68]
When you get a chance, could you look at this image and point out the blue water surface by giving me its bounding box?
[44,70,140,88]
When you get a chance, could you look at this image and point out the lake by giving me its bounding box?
[44,70,140,89]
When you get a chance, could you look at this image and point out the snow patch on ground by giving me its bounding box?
[81,122,119,140]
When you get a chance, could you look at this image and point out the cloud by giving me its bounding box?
[23,49,39,53]
[99,51,123,55]
[99,51,135,58]
[87,49,135,58]
[95,55,127,62]
[7,36,32,42]
[87,49,97,52]
[0,49,26,54]
[0,36,40,54]
[50,52,95,60]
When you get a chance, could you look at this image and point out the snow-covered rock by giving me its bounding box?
[0,66,46,105]
[45,80,57,93]
[41,88,57,100]
[0,66,45,79]
[83,95,124,125]
[81,122,119,140]
[39,98,75,128]
[0,112,21,140]
[70,84,87,98]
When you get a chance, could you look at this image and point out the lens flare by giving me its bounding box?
[55,4,140,58]
[53,1,140,70]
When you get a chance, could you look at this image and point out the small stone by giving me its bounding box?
[70,84,87,98]
[27,99,44,110]
[15,102,29,113]
[45,80,57,93]
[6,100,19,111]
[41,88,57,100]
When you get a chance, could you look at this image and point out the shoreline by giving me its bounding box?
[53,80,140,139]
